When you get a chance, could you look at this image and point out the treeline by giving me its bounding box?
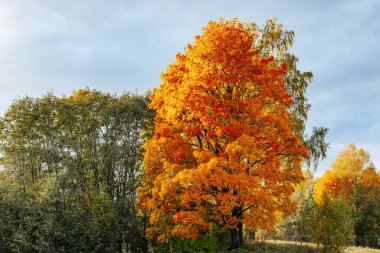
[0,88,152,252]
[262,145,380,252]
[0,90,379,253]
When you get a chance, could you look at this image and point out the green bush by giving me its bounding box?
[306,195,354,253]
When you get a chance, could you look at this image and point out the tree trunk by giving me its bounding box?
[229,222,244,251]
[229,228,240,250]
[238,222,243,245]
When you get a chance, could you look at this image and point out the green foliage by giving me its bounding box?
[152,235,218,253]
[306,195,354,253]
[0,187,55,252]
[265,171,315,243]
[275,196,315,244]
[0,88,151,252]
[246,19,329,171]
[354,175,380,248]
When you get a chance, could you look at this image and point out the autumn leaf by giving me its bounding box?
[136,18,308,248]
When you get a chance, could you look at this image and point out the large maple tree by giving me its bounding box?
[137,19,309,249]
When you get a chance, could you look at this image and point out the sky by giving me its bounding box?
[0,0,379,176]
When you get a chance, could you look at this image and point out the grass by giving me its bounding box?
[222,241,315,253]
[345,245,380,253]
[220,240,380,253]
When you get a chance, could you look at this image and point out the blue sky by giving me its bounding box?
[0,0,379,176]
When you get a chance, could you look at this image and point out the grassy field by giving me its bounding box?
[222,240,380,253]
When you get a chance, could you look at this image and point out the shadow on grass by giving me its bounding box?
[223,241,316,253]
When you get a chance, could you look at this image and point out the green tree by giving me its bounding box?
[307,195,354,253]
[353,167,380,248]
[274,170,315,243]
[0,88,151,252]
[246,18,329,170]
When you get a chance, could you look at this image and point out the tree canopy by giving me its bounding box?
[0,89,151,252]
[136,18,322,250]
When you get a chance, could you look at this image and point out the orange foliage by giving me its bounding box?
[314,170,351,204]
[314,144,378,205]
[136,19,308,242]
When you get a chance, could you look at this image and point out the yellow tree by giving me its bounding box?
[314,144,372,204]
[137,19,308,249]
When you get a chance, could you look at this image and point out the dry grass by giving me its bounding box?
[222,240,380,253]
[346,246,380,253]
[266,240,380,253]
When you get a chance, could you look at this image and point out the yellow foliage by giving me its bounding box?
[314,144,378,205]
[136,19,307,241]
